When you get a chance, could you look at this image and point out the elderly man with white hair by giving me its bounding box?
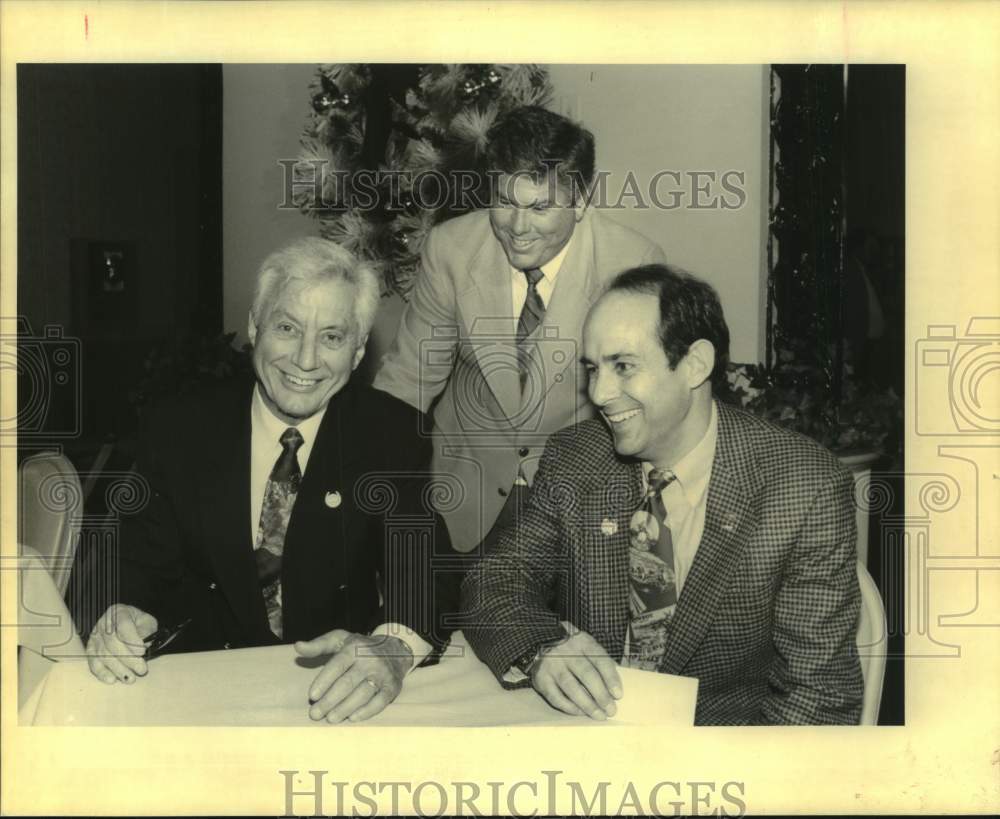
[85,237,455,723]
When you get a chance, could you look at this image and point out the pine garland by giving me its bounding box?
[295,64,553,298]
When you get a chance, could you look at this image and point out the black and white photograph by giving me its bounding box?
[2,2,997,817]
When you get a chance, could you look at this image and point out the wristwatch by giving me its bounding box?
[514,632,567,678]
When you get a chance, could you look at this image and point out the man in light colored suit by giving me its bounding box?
[373,106,665,553]
[461,264,864,725]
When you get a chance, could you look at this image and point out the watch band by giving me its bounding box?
[514,632,567,677]
[514,645,542,676]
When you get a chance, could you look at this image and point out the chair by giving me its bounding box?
[17,544,87,713]
[18,451,83,597]
[855,560,887,725]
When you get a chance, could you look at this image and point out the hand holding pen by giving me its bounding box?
[85,605,189,684]
[144,617,192,660]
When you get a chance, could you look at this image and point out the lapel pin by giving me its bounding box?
[325,491,342,509]
[600,518,618,537]
[721,511,740,532]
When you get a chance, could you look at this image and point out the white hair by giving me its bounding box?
[250,236,380,338]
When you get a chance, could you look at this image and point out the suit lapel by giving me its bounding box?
[280,387,351,639]
[660,402,761,674]
[455,236,521,423]
[198,382,271,639]
[584,449,642,661]
[521,211,599,416]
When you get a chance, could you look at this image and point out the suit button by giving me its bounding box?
[208,582,217,590]
[518,447,529,457]
[498,487,508,497]
[339,583,348,591]
[223,642,231,650]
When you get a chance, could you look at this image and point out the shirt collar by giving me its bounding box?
[251,384,328,449]
[510,232,575,283]
[643,400,719,507]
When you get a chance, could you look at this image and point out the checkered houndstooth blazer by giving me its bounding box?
[461,400,863,725]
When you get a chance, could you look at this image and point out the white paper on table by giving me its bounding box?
[608,666,699,726]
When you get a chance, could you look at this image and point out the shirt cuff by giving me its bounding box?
[371,623,432,674]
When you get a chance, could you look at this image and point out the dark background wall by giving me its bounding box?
[846,65,906,726]
[846,64,905,394]
[17,64,222,448]
[846,64,905,242]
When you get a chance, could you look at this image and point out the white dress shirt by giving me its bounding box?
[250,386,430,668]
[641,399,719,597]
[509,236,573,318]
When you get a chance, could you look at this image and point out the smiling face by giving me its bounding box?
[488,172,585,271]
[583,290,711,469]
[248,276,365,424]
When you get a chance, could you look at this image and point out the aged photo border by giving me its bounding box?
[2,1,998,815]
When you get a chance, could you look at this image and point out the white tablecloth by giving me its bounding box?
[21,632,697,727]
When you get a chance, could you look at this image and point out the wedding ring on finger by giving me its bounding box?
[363,677,381,693]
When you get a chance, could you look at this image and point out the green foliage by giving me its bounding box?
[128,331,252,411]
[718,347,902,458]
[296,63,553,298]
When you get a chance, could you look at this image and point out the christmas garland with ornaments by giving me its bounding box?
[294,64,553,298]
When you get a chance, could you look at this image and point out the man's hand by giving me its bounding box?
[295,630,414,723]
[530,629,623,720]
[86,604,158,684]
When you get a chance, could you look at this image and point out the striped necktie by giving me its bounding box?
[516,267,546,393]
[254,427,303,638]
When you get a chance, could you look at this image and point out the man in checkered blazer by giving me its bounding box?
[461,263,863,725]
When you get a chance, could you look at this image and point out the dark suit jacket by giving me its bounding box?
[461,401,864,725]
[107,376,456,656]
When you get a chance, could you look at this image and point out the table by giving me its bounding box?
[21,632,697,727]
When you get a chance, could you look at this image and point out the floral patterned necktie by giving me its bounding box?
[624,467,678,670]
[254,427,303,638]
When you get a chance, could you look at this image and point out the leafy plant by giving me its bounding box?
[296,64,553,297]
[127,330,252,412]
[718,345,902,459]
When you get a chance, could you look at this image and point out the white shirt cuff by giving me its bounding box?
[503,666,530,684]
[370,623,432,674]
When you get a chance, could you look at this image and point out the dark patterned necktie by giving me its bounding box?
[625,467,678,670]
[255,427,303,638]
[516,267,546,392]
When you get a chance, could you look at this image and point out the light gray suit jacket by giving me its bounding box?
[373,207,665,551]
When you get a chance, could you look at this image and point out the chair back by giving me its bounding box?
[17,544,86,713]
[855,560,887,725]
[18,452,83,597]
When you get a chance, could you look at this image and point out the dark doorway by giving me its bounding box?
[768,64,905,725]
[16,64,223,464]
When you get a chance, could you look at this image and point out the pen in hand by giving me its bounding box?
[144,618,192,660]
